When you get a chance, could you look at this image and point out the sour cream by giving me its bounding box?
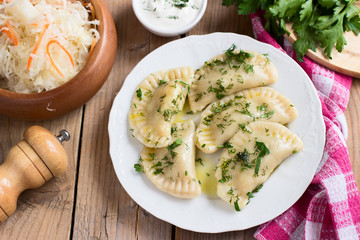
[140,0,204,28]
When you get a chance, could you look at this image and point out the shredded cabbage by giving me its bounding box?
[0,0,100,93]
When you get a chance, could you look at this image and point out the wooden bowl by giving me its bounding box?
[0,0,117,121]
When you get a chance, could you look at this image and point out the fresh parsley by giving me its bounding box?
[234,200,241,211]
[239,123,253,134]
[167,138,183,158]
[223,0,360,61]
[254,141,270,176]
[159,80,167,85]
[136,88,142,101]
[195,157,204,166]
[134,163,144,172]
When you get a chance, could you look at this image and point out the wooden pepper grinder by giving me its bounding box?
[0,126,70,222]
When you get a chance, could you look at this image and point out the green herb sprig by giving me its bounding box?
[167,138,183,158]
[254,141,270,176]
[222,0,360,61]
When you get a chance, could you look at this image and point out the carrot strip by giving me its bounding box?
[47,40,75,78]
[47,40,64,78]
[6,20,18,46]
[86,38,97,62]
[0,28,13,43]
[51,40,74,67]
[27,24,49,70]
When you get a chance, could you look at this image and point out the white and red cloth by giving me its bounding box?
[250,12,360,240]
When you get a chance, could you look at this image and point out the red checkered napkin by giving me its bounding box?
[250,12,360,240]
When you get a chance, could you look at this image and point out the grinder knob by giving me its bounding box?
[0,126,70,222]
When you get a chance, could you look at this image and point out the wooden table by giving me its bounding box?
[0,1,359,239]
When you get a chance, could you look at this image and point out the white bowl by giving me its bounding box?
[132,0,207,37]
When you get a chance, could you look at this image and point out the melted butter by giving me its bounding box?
[174,99,218,196]
[174,99,200,124]
[174,100,190,122]
[195,149,222,196]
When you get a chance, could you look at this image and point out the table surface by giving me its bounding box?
[0,1,359,239]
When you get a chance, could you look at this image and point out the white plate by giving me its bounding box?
[108,33,325,233]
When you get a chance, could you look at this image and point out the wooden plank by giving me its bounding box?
[0,108,82,240]
[72,0,173,239]
[189,3,253,36]
[176,228,257,240]
[345,79,360,191]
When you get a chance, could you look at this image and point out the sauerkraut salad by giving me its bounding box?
[0,0,100,93]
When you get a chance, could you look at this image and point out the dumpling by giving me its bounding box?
[215,121,303,211]
[189,45,278,112]
[196,87,298,153]
[129,67,194,148]
[139,121,201,198]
